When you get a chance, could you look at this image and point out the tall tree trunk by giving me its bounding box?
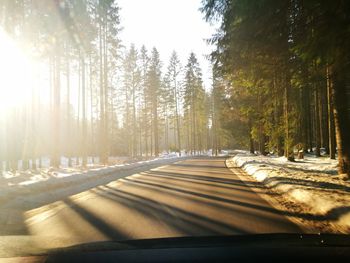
[125,88,130,156]
[153,97,159,157]
[314,85,321,157]
[103,16,109,162]
[150,117,153,156]
[304,86,313,152]
[326,65,336,159]
[320,83,329,154]
[89,55,94,161]
[31,63,38,170]
[138,96,143,157]
[248,119,255,154]
[144,101,148,157]
[52,51,61,168]
[274,73,284,156]
[284,72,294,161]
[99,19,106,164]
[76,56,81,165]
[66,46,72,167]
[165,107,169,153]
[132,83,137,157]
[174,82,181,156]
[192,96,196,155]
[81,56,87,167]
[186,114,190,155]
[332,62,350,177]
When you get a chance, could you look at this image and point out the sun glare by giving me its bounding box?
[0,29,33,113]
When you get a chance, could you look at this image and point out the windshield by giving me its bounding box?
[0,0,349,257]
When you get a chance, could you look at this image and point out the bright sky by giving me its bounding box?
[118,0,217,90]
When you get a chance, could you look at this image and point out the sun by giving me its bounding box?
[0,29,34,114]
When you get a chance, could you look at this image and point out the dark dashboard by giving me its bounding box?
[36,234,350,262]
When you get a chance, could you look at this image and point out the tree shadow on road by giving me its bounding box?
[93,186,249,236]
[2,157,349,240]
[63,198,130,240]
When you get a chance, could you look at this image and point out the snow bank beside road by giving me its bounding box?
[0,154,185,205]
[227,151,350,233]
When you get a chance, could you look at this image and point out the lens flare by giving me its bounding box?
[0,29,34,113]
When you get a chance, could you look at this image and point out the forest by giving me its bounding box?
[201,0,350,177]
[0,0,220,171]
[0,0,349,178]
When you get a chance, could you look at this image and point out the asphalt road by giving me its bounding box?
[25,157,300,248]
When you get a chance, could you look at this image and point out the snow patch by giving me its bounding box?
[229,151,350,232]
[0,154,185,204]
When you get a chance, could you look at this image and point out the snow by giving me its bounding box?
[227,151,350,233]
[0,153,185,202]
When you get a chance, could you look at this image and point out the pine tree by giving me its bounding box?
[139,45,150,156]
[146,47,162,156]
[165,51,183,155]
[123,44,141,157]
[183,52,205,154]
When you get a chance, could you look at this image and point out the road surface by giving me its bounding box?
[22,157,300,248]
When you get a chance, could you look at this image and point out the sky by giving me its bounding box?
[118,0,217,90]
